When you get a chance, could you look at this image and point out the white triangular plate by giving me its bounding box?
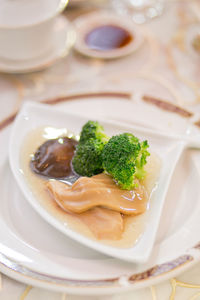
[9,101,190,263]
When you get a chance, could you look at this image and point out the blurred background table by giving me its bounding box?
[0,0,200,299]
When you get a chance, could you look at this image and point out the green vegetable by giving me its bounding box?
[72,121,150,189]
[79,121,109,144]
[72,121,109,177]
[102,133,150,190]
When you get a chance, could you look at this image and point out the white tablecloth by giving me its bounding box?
[1,1,200,299]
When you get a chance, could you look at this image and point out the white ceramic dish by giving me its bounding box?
[73,12,143,59]
[0,16,75,74]
[9,101,191,263]
[1,93,200,294]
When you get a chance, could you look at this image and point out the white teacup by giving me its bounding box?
[0,0,68,61]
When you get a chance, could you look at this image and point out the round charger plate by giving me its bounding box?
[1,92,200,295]
[0,16,75,74]
[73,12,144,59]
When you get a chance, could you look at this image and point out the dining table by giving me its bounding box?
[0,0,200,299]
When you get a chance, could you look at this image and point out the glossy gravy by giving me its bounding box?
[21,127,161,248]
[85,25,133,51]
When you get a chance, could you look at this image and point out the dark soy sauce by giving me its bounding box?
[85,25,133,51]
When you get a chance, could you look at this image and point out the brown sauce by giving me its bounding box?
[30,137,78,178]
[85,25,133,51]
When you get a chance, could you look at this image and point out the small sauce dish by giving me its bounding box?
[73,12,144,59]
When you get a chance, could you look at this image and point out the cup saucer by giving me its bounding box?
[0,16,75,74]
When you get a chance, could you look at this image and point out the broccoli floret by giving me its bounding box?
[72,120,150,189]
[102,133,150,190]
[72,139,105,177]
[72,121,109,177]
[79,121,109,144]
